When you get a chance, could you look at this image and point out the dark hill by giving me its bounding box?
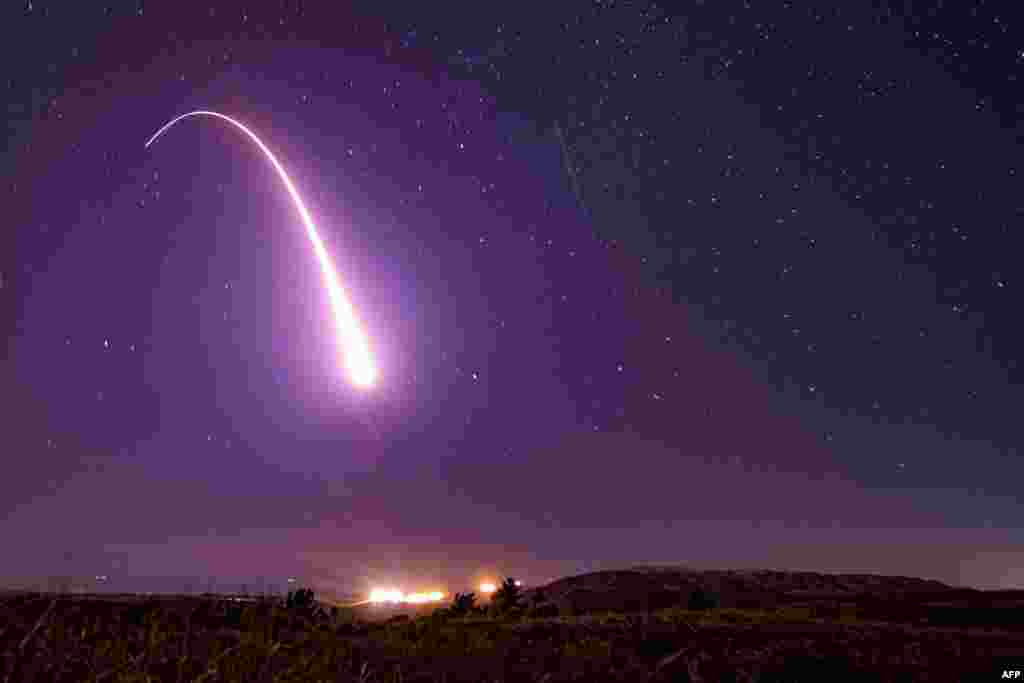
[521,565,983,618]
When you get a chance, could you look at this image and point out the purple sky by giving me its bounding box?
[4,2,1024,594]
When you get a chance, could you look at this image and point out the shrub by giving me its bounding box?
[224,603,244,627]
[687,588,718,611]
[449,591,478,617]
[526,602,560,619]
[428,610,452,626]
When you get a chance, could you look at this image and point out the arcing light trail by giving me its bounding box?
[144,110,377,389]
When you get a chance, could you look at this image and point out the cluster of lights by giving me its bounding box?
[368,588,445,605]
[478,580,522,593]
[368,580,522,605]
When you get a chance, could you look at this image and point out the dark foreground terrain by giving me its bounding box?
[2,567,1024,681]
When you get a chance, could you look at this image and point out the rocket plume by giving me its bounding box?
[145,111,377,389]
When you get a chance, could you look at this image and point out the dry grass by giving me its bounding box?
[1,577,1023,681]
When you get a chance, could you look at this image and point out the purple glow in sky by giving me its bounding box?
[4,2,1024,595]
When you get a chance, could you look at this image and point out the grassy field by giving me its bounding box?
[2,572,1024,681]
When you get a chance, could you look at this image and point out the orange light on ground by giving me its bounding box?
[369,588,404,604]
[368,588,445,604]
[404,591,446,604]
[479,582,497,594]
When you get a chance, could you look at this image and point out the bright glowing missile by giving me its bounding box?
[144,110,377,389]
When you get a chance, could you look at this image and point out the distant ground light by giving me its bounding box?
[368,588,445,605]
[362,579,525,605]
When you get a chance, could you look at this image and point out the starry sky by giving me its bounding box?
[3,1,1023,595]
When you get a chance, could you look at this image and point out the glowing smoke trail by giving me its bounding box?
[145,111,377,389]
[554,122,590,221]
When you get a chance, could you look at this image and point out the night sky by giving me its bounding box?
[4,1,1023,595]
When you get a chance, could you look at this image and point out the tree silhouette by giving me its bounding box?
[492,578,522,614]
[286,587,316,611]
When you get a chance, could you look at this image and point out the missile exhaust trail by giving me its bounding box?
[554,121,590,221]
[145,111,377,390]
